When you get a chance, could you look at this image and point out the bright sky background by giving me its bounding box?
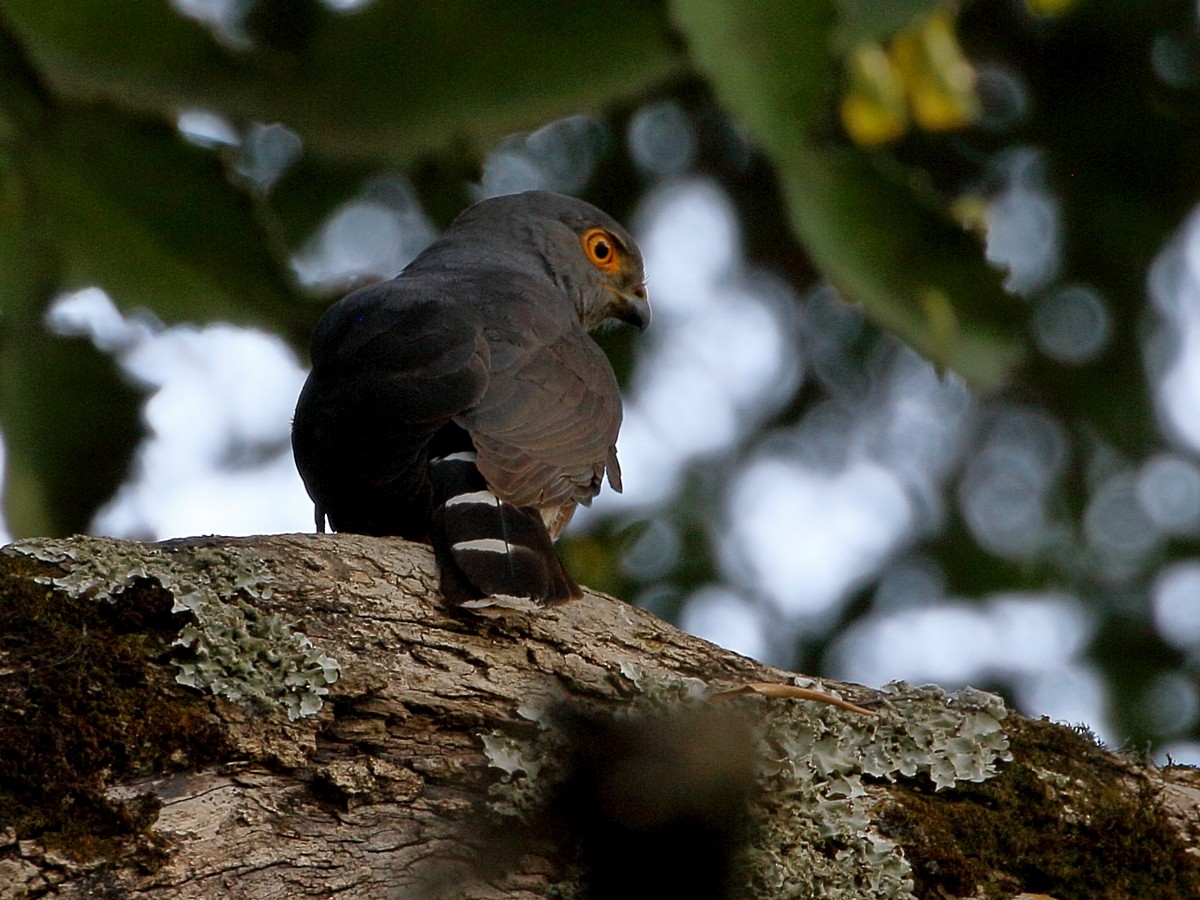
[3,100,1200,764]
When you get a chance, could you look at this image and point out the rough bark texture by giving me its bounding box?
[0,533,1197,900]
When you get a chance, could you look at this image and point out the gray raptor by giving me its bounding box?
[291,191,649,609]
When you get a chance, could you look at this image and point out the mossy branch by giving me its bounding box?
[0,534,1197,899]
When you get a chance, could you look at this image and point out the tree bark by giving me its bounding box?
[0,533,1197,900]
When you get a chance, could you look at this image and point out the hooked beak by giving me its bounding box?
[615,283,651,332]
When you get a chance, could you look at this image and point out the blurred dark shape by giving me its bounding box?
[244,0,324,55]
[451,705,758,900]
[547,704,759,900]
[426,703,759,898]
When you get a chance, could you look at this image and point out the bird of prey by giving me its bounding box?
[292,191,649,610]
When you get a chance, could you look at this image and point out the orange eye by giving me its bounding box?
[582,228,621,273]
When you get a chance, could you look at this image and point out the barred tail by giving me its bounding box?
[428,449,581,609]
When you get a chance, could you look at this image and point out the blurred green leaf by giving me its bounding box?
[0,20,43,141]
[0,145,57,320]
[21,105,302,331]
[0,321,142,537]
[832,0,943,49]
[784,149,1025,388]
[0,0,685,166]
[673,2,832,125]
[672,0,1026,389]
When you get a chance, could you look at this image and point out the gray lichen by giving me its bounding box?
[481,669,1012,900]
[481,730,552,817]
[748,678,1011,899]
[8,536,340,721]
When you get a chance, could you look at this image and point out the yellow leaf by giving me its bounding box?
[840,42,908,145]
[891,11,980,132]
[919,286,959,354]
[950,193,990,236]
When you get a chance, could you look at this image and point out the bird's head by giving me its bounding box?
[453,191,650,334]
[570,221,650,332]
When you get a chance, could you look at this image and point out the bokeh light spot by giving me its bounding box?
[957,406,1067,560]
[1084,473,1162,576]
[234,122,302,191]
[726,456,912,618]
[1032,283,1111,364]
[1143,671,1199,736]
[983,149,1061,295]
[680,586,767,661]
[628,100,697,177]
[1152,560,1200,649]
[1137,453,1200,535]
[829,591,1092,689]
[478,116,609,198]
[620,519,681,581]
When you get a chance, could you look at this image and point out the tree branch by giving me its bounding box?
[0,534,1197,899]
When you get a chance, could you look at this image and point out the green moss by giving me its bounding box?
[879,716,1200,899]
[0,535,343,866]
[0,550,227,865]
[10,536,340,721]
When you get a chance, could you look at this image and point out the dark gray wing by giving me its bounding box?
[291,276,489,537]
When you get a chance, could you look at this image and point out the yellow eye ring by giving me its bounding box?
[582,228,621,273]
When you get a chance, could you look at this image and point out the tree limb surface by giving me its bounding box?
[0,534,1197,899]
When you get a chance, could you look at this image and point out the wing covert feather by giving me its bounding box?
[457,319,622,510]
